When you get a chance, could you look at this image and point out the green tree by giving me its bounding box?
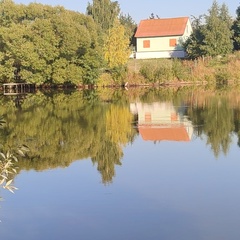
[232,5,240,50]
[119,13,137,47]
[0,1,101,85]
[202,0,233,56]
[184,1,233,58]
[86,0,120,32]
[183,15,206,59]
[219,3,233,28]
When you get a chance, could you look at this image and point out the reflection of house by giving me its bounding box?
[134,17,192,59]
[130,102,193,142]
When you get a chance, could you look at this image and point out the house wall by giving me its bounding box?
[136,35,184,53]
[183,19,193,39]
[135,49,186,59]
[135,19,192,59]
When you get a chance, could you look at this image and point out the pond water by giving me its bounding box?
[0,87,240,240]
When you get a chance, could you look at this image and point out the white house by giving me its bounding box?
[134,17,192,59]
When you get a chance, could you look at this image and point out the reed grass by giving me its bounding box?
[126,52,240,86]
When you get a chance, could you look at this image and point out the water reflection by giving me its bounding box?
[1,87,240,239]
[188,95,235,157]
[0,90,137,184]
[0,87,239,184]
[130,102,193,142]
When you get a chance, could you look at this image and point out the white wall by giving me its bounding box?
[136,35,184,53]
[135,50,186,59]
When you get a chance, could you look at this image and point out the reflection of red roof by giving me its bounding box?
[139,125,190,142]
[135,17,189,38]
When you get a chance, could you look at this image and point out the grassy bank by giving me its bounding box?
[124,52,240,87]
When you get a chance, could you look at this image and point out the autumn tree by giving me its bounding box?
[104,20,131,71]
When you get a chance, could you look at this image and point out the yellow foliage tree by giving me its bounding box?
[104,20,131,68]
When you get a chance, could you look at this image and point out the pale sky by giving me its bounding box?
[14,0,239,23]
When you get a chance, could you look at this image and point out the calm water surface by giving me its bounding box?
[0,88,240,240]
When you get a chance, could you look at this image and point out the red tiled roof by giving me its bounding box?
[135,17,189,38]
[139,125,190,142]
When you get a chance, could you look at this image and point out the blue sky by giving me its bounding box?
[14,0,239,23]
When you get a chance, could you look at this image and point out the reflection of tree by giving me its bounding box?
[91,104,135,183]
[1,87,240,180]
[189,97,234,157]
[106,104,134,145]
[233,109,240,147]
[139,87,239,157]
[203,98,233,156]
[92,140,123,184]
[0,91,137,184]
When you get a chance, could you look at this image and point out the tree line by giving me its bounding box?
[184,0,240,59]
[0,0,136,86]
[2,0,240,86]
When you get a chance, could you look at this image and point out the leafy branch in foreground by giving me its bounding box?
[0,148,18,193]
[0,115,29,193]
[0,145,29,193]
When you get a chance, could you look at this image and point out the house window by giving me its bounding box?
[145,113,152,122]
[143,40,150,48]
[169,39,177,47]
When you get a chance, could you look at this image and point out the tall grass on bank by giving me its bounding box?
[139,59,173,83]
[128,52,240,85]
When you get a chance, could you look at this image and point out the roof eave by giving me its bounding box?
[135,33,184,38]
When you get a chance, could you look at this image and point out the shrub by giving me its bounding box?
[97,73,115,87]
[172,59,191,81]
[139,59,173,83]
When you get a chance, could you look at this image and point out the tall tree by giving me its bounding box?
[103,19,131,69]
[183,15,206,59]
[202,0,233,56]
[219,3,233,28]
[232,4,240,50]
[86,0,120,32]
[184,1,233,58]
[119,13,137,47]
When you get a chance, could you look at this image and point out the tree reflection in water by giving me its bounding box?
[0,87,239,184]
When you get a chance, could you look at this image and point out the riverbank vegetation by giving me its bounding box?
[1,0,240,87]
[126,52,240,86]
[0,0,136,87]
